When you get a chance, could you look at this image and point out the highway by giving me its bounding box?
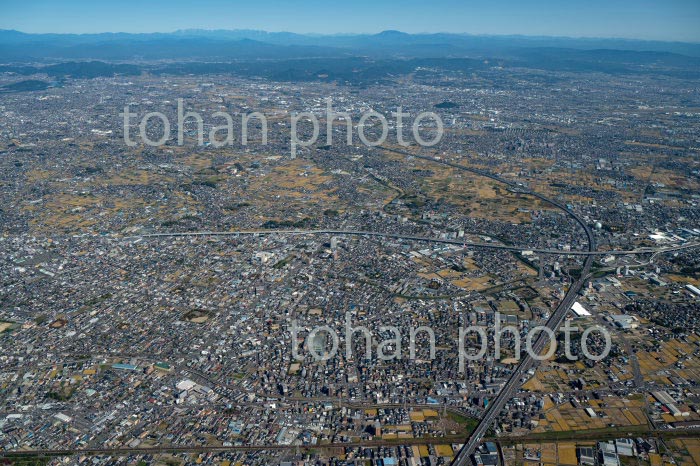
[450,258,594,464]
[85,149,696,463]
[124,148,697,464]
[125,228,699,257]
[377,150,600,466]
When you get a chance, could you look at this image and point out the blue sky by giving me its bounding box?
[2,0,699,42]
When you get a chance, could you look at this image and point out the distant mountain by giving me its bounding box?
[168,29,700,57]
[2,29,700,62]
[1,29,699,84]
[0,32,347,61]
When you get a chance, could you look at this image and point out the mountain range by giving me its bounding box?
[1,29,699,85]
[2,29,700,61]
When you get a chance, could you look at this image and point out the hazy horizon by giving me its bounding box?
[3,28,700,45]
[2,0,700,42]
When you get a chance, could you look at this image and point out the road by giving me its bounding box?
[5,428,698,460]
[125,228,699,257]
[0,435,468,459]
[376,150,599,466]
[450,260,594,464]
[15,148,691,461]
[124,148,696,464]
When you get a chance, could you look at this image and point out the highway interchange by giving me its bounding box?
[123,148,698,465]
[7,149,698,463]
[395,150,598,465]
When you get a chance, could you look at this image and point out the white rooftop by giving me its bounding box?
[571,301,591,316]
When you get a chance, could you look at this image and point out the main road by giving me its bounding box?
[128,148,604,464]
[125,229,698,257]
[379,149,598,466]
[122,148,694,465]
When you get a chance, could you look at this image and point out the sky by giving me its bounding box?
[2,0,700,42]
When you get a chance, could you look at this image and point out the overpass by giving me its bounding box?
[117,148,694,464]
[379,149,598,466]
